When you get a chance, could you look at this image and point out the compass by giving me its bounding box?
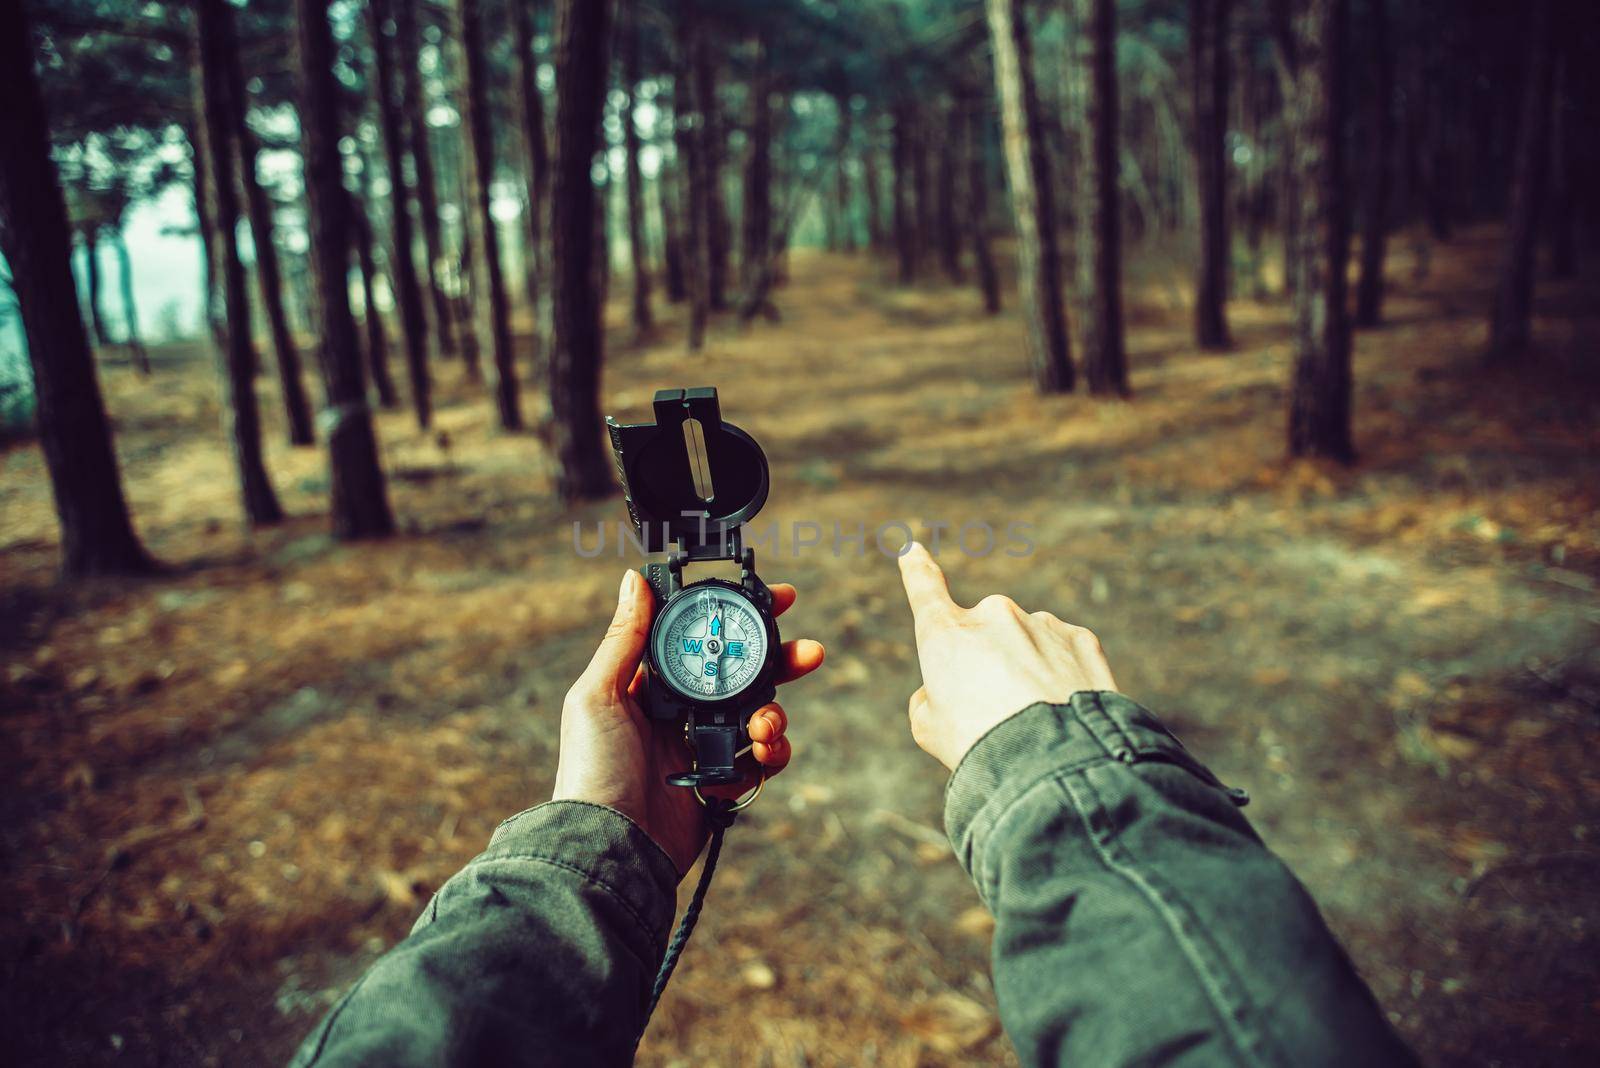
[607,388,779,790]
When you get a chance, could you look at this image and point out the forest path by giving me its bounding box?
[2,230,1598,1066]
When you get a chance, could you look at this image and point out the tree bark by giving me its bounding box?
[1353,0,1390,328]
[657,105,687,303]
[455,0,520,429]
[936,100,964,283]
[1191,0,1231,348]
[695,33,728,312]
[863,126,886,251]
[196,0,284,526]
[225,13,314,445]
[1080,0,1128,395]
[82,226,110,347]
[891,103,916,283]
[677,11,710,351]
[113,229,151,374]
[963,86,1001,314]
[1277,0,1353,461]
[189,131,225,349]
[397,0,456,359]
[911,109,933,273]
[292,0,394,538]
[514,0,550,331]
[0,0,153,575]
[548,0,615,501]
[740,34,773,294]
[1487,0,1556,363]
[985,0,1074,392]
[621,0,653,340]
[350,180,397,409]
[369,0,431,429]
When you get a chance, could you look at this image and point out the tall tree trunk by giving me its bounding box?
[1353,0,1391,328]
[369,0,431,429]
[225,16,314,445]
[398,0,456,358]
[594,153,611,313]
[549,0,615,501]
[513,0,550,331]
[189,131,225,349]
[0,0,153,575]
[351,182,397,409]
[695,34,728,312]
[1191,0,1231,348]
[456,0,519,428]
[196,0,283,525]
[740,33,773,293]
[985,0,1074,392]
[293,0,395,538]
[113,229,151,374]
[1487,0,1556,363]
[621,0,653,340]
[963,86,1002,314]
[82,227,110,347]
[1546,48,1576,280]
[677,11,710,351]
[911,110,933,272]
[936,101,964,283]
[1081,0,1128,395]
[834,93,856,252]
[1278,0,1353,461]
[658,112,687,303]
[891,103,916,283]
[863,126,886,252]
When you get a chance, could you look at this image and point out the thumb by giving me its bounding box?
[578,570,654,698]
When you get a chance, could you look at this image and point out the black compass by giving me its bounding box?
[606,388,779,789]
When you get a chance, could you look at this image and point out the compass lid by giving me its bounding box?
[605,387,770,555]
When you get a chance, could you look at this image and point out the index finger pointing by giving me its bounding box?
[898,542,958,628]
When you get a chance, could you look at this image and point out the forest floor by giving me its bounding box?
[2,227,1599,1067]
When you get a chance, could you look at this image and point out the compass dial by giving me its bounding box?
[651,583,769,701]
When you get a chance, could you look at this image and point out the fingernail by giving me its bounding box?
[618,569,637,604]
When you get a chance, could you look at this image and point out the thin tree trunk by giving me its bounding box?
[621,0,652,340]
[1353,0,1391,327]
[678,11,709,351]
[196,0,283,525]
[863,127,886,252]
[985,0,1074,392]
[1277,0,1353,460]
[911,110,933,272]
[549,0,615,501]
[891,103,916,283]
[369,0,431,429]
[740,33,773,293]
[0,0,153,575]
[447,38,483,383]
[1191,0,1232,348]
[695,33,728,312]
[225,18,314,445]
[1546,48,1576,279]
[82,227,110,347]
[1487,0,1556,363]
[351,180,397,409]
[112,229,151,374]
[834,92,856,252]
[293,0,394,538]
[963,86,1001,314]
[513,0,550,331]
[1081,0,1128,395]
[937,100,964,283]
[398,0,456,358]
[658,116,687,303]
[189,131,225,349]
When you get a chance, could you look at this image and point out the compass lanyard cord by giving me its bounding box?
[638,798,738,1040]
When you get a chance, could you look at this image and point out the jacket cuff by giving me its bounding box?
[944,692,1241,889]
[478,800,680,952]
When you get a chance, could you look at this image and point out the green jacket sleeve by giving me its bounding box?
[945,692,1418,1068]
[289,800,678,1068]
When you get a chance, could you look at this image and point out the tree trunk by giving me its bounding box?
[514,0,550,332]
[548,0,614,502]
[369,0,431,429]
[677,11,710,351]
[658,109,687,303]
[112,229,151,374]
[1278,0,1354,461]
[1546,48,1576,279]
[891,104,916,283]
[82,227,110,347]
[834,92,856,252]
[936,101,964,283]
[621,0,653,340]
[0,0,153,575]
[1353,0,1391,328]
[196,0,284,526]
[911,110,933,273]
[985,0,1074,392]
[455,0,519,429]
[398,0,456,359]
[292,0,395,538]
[225,14,315,445]
[1080,0,1128,395]
[189,131,225,349]
[963,86,1002,314]
[1191,0,1231,348]
[1487,0,1556,363]
[740,34,773,294]
[695,35,728,312]
[350,180,397,409]
[863,127,886,251]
